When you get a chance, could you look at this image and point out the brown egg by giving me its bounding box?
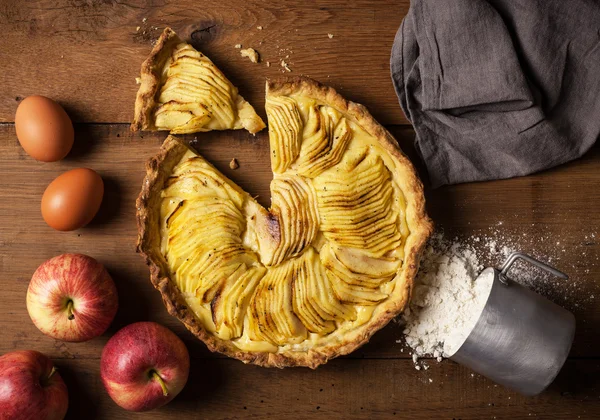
[41,168,104,231]
[15,96,74,162]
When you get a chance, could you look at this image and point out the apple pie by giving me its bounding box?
[137,77,432,368]
[131,27,265,135]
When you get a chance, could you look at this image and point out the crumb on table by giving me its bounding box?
[234,44,242,49]
[240,48,259,63]
[230,158,240,170]
[280,60,292,72]
[328,33,334,38]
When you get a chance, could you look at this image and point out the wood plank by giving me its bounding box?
[0,124,598,362]
[55,358,600,419]
[0,0,410,124]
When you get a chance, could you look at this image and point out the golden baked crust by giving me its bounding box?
[131,27,265,135]
[137,77,432,368]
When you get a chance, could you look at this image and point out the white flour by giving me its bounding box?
[399,225,598,373]
[401,234,494,360]
[443,269,495,355]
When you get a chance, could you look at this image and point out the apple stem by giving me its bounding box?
[41,366,57,388]
[150,370,169,397]
[66,300,75,320]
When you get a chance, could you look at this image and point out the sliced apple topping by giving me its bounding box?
[257,175,319,266]
[167,156,246,208]
[211,264,267,340]
[156,44,239,133]
[132,28,265,135]
[247,257,307,345]
[321,242,400,305]
[295,106,353,178]
[154,101,212,135]
[166,198,254,302]
[327,272,388,305]
[314,152,402,257]
[321,243,400,287]
[162,155,259,304]
[265,95,303,173]
[291,247,356,333]
[165,199,245,269]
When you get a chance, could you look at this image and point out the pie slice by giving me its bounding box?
[136,77,432,368]
[131,27,265,135]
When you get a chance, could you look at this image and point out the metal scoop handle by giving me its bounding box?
[498,252,568,285]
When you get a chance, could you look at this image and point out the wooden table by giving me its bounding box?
[1,1,599,418]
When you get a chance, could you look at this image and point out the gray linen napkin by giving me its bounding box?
[391,0,600,187]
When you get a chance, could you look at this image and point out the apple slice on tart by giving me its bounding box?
[136,77,432,368]
[131,27,265,135]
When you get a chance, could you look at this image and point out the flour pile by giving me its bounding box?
[400,225,597,370]
[401,234,494,360]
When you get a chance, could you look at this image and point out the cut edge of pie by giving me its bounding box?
[136,77,433,368]
[131,27,266,135]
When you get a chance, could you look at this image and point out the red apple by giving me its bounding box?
[100,322,190,411]
[26,254,118,342]
[0,350,68,420]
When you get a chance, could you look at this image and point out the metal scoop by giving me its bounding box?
[450,252,576,396]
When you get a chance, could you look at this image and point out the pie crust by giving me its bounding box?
[131,27,265,134]
[137,77,432,368]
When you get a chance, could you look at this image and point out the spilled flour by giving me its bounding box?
[402,234,493,360]
[399,226,598,370]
